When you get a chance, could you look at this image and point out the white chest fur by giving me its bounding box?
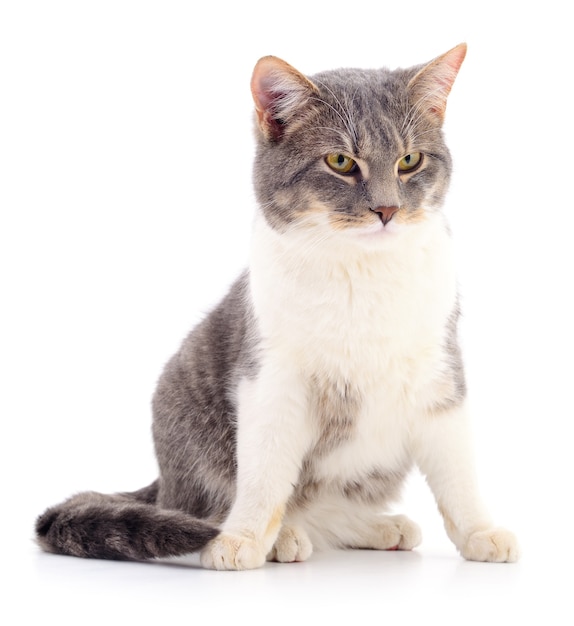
[250,213,457,375]
[248,213,458,477]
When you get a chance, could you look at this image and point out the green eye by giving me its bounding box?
[325,153,358,175]
[398,152,423,173]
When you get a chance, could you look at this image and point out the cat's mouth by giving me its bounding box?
[352,220,399,239]
[326,209,401,240]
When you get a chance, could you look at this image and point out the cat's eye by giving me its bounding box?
[325,153,358,175]
[397,152,423,174]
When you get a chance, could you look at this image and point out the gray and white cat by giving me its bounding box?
[36,44,519,569]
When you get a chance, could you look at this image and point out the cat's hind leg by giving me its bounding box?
[294,499,422,553]
[349,514,422,551]
[267,525,313,563]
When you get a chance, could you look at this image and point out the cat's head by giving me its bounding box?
[250,44,466,242]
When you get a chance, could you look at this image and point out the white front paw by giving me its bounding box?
[461,528,520,563]
[200,533,266,571]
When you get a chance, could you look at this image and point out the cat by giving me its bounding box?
[36,43,519,569]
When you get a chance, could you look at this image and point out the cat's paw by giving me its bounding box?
[369,514,422,551]
[200,533,266,570]
[267,525,313,563]
[461,527,520,563]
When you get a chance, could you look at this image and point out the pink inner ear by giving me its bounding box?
[251,57,292,116]
[250,56,317,141]
[251,59,289,139]
[252,76,277,116]
[252,84,287,141]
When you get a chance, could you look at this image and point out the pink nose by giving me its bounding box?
[371,206,399,226]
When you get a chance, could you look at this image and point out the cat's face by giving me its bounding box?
[251,45,466,242]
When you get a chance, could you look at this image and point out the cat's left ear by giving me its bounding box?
[407,43,467,122]
[251,56,319,142]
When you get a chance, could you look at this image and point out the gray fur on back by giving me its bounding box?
[152,271,258,520]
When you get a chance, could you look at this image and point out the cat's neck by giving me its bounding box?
[249,209,452,280]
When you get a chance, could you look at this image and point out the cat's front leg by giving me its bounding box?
[413,402,520,563]
[200,368,312,571]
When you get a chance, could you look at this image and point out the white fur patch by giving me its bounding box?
[249,209,457,417]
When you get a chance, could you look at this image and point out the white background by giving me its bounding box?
[1,1,572,624]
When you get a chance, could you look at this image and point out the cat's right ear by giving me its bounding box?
[251,56,319,142]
